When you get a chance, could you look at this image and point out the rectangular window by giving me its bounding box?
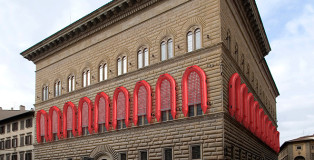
[11,155,17,160]
[20,121,24,130]
[191,145,201,159]
[138,116,148,126]
[5,139,11,149]
[25,135,32,145]
[0,140,4,150]
[6,154,9,160]
[98,124,107,133]
[117,120,126,130]
[67,131,73,138]
[26,119,32,128]
[19,152,24,160]
[188,104,202,117]
[0,126,4,134]
[25,152,32,160]
[163,148,172,160]
[119,152,127,160]
[12,137,17,148]
[7,124,10,133]
[20,135,24,147]
[161,111,173,122]
[296,146,302,150]
[139,150,148,160]
[12,122,18,131]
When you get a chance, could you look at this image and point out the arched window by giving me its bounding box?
[63,102,77,138]
[113,87,130,130]
[36,110,48,143]
[54,80,61,97]
[187,28,202,52]
[155,74,176,122]
[133,80,152,126]
[82,70,91,87]
[42,85,49,101]
[68,75,75,92]
[117,57,127,76]
[99,63,108,82]
[138,48,149,69]
[161,38,174,61]
[94,92,110,133]
[182,65,208,117]
[48,106,62,141]
[78,97,93,136]
[123,56,127,74]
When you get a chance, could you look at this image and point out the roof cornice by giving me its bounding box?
[239,0,271,57]
[20,0,162,63]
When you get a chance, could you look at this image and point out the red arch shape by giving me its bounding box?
[244,93,253,129]
[275,131,280,153]
[182,65,208,117]
[36,110,49,143]
[78,97,93,136]
[112,86,130,130]
[63,101,77,138]
[48,106,62,141]
[228,73,241,117]
[155,73,177,122]
[236,84,247,123]
[251,101,259,135]
[256,108,264,139]
[133,80,152,126]
[94,92,110,133]
[262,114,269,143]
[271,125,276,150]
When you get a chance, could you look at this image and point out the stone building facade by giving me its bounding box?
[278,135,314,160]
[0,106,35,160]
[20,0,279,159]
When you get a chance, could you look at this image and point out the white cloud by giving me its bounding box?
[0,0,111,110]
[264,3,314,144]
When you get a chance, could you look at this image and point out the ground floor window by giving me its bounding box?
[191,144,201,160]
[98,123,107,133]
[138,115,148,126]
[163,148,172,160]
[82,127,90,136]
[117,120,126,130]
[119,152,127,160]
[161,110,173,122]
[188,104,202,117]
[139,150,148,160]
[25,152,32,160]
[67,130,73,138]
[11,154,17,160]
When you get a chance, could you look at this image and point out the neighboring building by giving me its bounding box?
[279,135,314,160]
[0,106,34,160]
[20,0,279,159]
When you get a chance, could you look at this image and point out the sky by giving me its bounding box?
[0,0,313,145]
